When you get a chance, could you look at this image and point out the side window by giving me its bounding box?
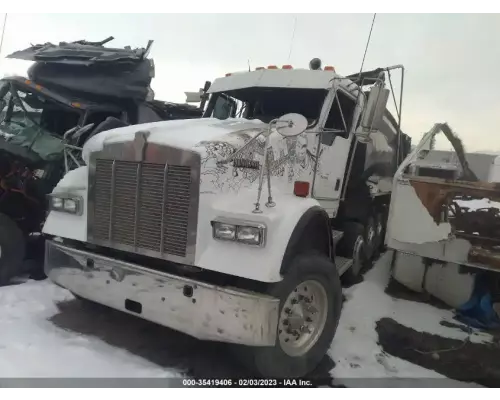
[137,104,163,123]
[324,90,356,136]
[213,95,236,120]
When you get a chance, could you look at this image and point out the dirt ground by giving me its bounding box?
[380,278,500,387]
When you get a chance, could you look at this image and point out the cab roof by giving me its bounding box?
[208,68,360,96]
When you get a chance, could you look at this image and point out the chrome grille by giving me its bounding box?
[92,159,192,259]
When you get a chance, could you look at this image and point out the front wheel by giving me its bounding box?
[234,253,342,378]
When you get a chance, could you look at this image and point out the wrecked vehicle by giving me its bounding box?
[387,123,500,313]
[0,37,206,285]
[42,60,411,377]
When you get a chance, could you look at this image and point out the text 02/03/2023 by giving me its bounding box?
[181,378,313,387]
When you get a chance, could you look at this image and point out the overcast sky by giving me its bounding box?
[1,13,499,152]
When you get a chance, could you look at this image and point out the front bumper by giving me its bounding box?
[45,240,279,346]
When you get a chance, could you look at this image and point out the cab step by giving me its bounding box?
[336,256,353,276]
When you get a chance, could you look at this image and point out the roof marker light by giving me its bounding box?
[225,73,232,77]
[267,65,278,69]
[255,67,265,70]
[282,65,293,69]
[324,66,336,72]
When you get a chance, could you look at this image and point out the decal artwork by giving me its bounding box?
[195,128,323,194]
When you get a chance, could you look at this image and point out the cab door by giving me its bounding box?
[312,88,360,216]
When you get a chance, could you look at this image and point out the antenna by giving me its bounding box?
[341,13,378,201]
[358,13,377,77]
[0,14,7,59]
[287,15,297,63]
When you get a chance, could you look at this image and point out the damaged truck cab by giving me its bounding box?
[43,61,409,377]
[0,37,207,285]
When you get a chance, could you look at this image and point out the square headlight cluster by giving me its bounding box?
[48,193,83,215]
[211,219,266,247]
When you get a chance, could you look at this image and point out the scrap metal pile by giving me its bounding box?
[407,123,500,270]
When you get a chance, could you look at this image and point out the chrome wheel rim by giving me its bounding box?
[278,280,328,357]
[374,219,383,247]
[376,219,383,236]
[367,224,376,250]
[352,236,365,275]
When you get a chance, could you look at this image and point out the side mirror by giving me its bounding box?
[185,91,203,103]
[63,123,95,143]
[275,113,308,137]
[361,85,390,131]
[63,126,78,140]
[71,123,95,142]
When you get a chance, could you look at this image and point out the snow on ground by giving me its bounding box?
[455,198,500,211]
[0,280,184,379]
[329,252,491,385]
[0,253,491,385]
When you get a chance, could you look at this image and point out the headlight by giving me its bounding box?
[48,193,83,215]
[237,226,262,245]
[211,219,266,247]
[213,223,236,241]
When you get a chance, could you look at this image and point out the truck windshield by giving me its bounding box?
[0,82,79,161]
[207,87,328,125]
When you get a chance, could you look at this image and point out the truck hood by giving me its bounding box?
[82,117,269,163]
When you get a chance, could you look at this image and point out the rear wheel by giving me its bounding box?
[372,211,385,259]
[339,221,367,281]
[363,215,377,260]
[376,206,389,253]
[0,214,26,286]
[233,253,342,378]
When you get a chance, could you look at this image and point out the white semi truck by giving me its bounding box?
[42,60,411,377]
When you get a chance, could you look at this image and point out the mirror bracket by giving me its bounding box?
[253,113,308,213]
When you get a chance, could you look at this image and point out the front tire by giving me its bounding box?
[234,253,342,378]
[0,214,26,286]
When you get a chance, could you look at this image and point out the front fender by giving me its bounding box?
[195,189,322,282]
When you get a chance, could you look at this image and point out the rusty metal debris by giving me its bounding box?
[409,177,500,224]
[409,176,500,269]
[468,247,500,269]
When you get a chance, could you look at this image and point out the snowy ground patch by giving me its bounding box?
[455,198,500,211]
[329,252,492,385]
[0,280,184,378]
[0,253,494,386]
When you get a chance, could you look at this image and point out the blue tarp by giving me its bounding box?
[455,273,500,330]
